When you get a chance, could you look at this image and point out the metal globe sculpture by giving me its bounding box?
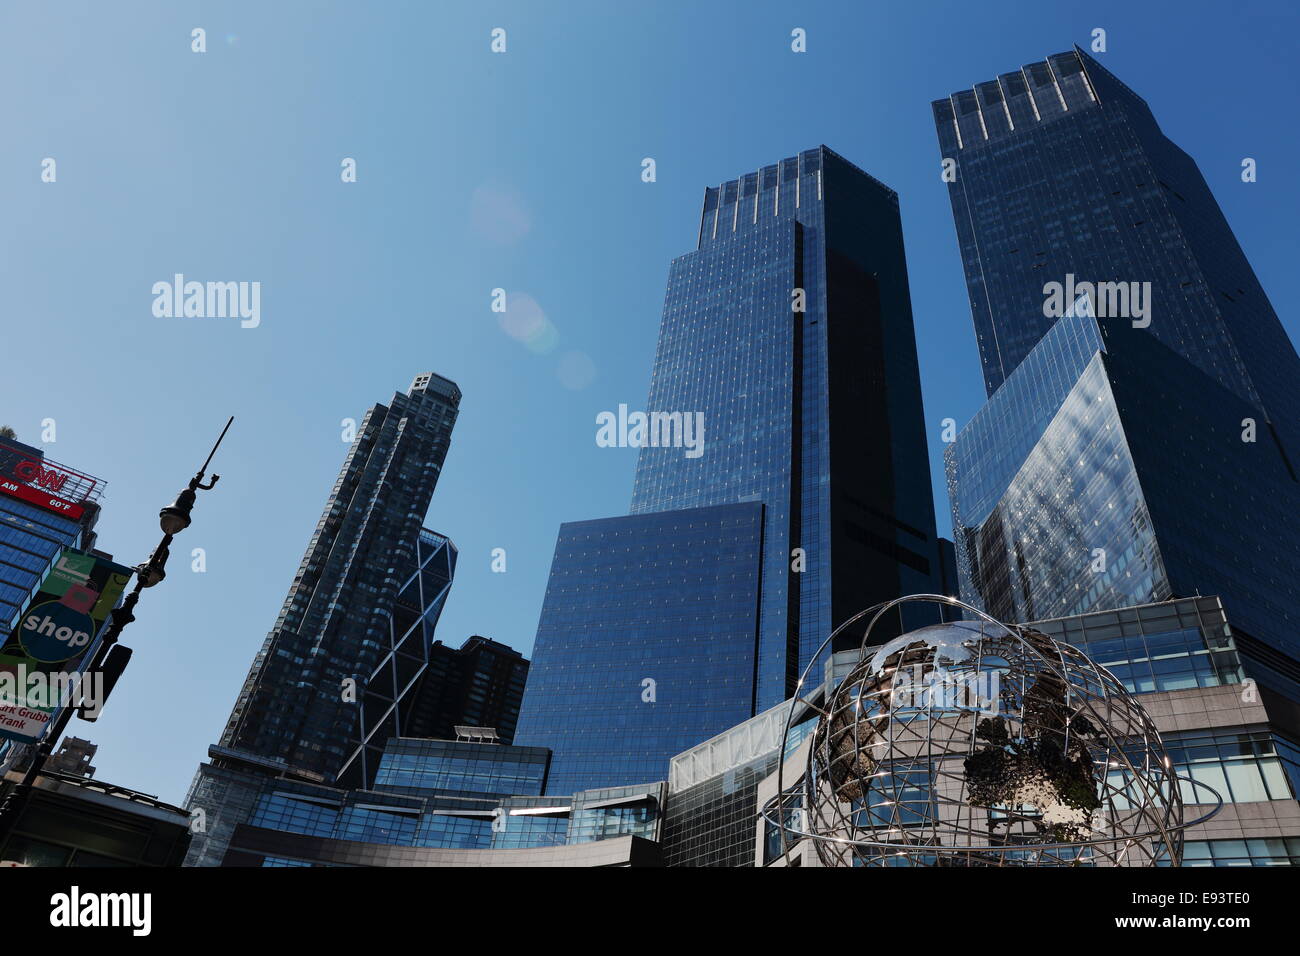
[762,596,1218,867]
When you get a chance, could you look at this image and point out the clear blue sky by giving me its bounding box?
[3,0,1296,804]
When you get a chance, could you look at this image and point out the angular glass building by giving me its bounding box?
[631,146,946,708]
[947,297,1300,687]
[936,50,1300,684]
[514,503,766,794]
[945,301,1161,625]
[335,529,457,789]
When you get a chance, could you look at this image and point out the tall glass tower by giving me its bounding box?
[515,148,947,792]
[215,372,462,782]
[933,48,1300,457]
[185,373,462,865]
[218,369,467,780]
[936,50,1300,685]
[630,145,945,710]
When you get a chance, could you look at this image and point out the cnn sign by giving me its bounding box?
[14,459,70,493]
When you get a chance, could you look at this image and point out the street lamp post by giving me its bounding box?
[0,417,233,848]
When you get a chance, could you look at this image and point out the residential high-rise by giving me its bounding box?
[398,634,530,748]
[935,50,1300,681]
[515,147,950,793]
[185,373,464,865]
[214,373,461,782]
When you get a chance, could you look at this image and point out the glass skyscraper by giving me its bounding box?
[631,145,945,708]
[933,48,1300,452]
[214,372,462,782]
[515,147,948,794]
[936,49,1300,686]
[395,634,530,749]
[185,373,463,865]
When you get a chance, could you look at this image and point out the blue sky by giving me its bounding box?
[3,0,1297,804]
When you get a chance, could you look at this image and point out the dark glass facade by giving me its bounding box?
[400,635,530,747]
[335,529,458,788]
[631,146,944,708]
[185,373,474,865]
[513,504,765,794]
[937,51,1300,674]
[372,737,549,799]
[212,372,461,783]
[934,48,1300,447]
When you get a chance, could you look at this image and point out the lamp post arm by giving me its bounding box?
[0,417,232,851]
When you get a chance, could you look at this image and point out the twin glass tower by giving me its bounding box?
[192,45,1300,835]
[521,49,1300,794]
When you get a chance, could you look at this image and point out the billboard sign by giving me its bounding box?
[0,476,85,520]
[0,441,102,520]
[0,550,131,743]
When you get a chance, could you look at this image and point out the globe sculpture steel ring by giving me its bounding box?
[760,594,1223,867]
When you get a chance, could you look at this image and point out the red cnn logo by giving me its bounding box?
[14,460,69,493]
